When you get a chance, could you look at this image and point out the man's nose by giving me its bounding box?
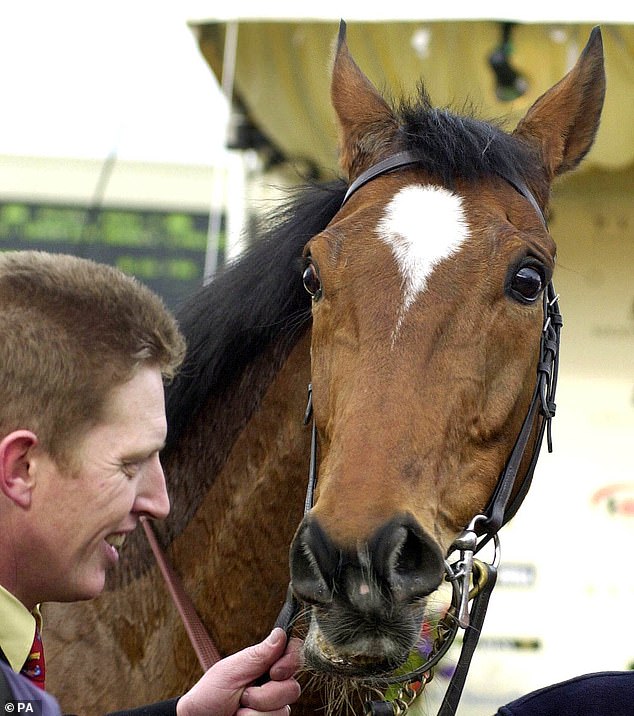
[134,455,170,520]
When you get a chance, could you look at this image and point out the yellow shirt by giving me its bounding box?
[0,583,40,673]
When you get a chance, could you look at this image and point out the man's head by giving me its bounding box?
[0,251,185,463]
[0,252,186,606]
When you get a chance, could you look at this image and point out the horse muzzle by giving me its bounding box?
[289,513,445,675]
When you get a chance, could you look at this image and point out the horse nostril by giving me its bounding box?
[290,515,444,608]
[372,516,445,603]
[394,526,426,575]
[289,518,336,605]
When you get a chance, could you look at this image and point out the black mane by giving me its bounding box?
[163,180,346,452]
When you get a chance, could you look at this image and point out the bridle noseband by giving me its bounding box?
[277,151,562,716]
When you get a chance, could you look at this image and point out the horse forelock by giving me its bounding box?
[393,86,546,198]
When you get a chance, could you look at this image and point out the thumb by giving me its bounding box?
[214,629,288,687]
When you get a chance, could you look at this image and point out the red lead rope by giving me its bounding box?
[141,516,222,672]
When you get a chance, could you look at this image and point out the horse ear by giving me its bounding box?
[513,27,606,179]
[331,20,399,180]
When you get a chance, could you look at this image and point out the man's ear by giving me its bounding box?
[0,431,39,509]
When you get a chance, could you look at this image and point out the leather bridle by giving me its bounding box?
[279,151,562,716]
[146,151,562,716]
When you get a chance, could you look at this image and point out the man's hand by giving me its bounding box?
[177,628,302,716]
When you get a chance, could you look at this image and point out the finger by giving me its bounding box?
[268,655,299,682]
[214,629,288,687]
[269,639,303,681]
[241,678,301,711]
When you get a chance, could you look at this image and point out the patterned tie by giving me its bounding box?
[20,625,45,690]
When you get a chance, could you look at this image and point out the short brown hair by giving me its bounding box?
[0,251,186,461]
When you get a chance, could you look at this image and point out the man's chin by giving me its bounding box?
[46,582,105,604]
[68,567,107,602]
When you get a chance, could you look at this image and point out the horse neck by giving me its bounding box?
[165,327,311,539]
[166,329,313,654]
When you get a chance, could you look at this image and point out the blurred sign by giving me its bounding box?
[0,201,224,311]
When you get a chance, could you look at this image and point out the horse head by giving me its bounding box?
[289,23,605,680]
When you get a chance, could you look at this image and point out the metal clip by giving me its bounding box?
[450,515,486,628]
[455,542,476,628]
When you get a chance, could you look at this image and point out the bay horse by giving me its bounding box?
[44,23,605,716]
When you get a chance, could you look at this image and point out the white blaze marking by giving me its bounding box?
[377,184,470,340]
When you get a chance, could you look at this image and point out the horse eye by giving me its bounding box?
[509,265,544,303]
[302,261,322,300]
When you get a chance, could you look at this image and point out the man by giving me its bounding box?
[0,251,301,716]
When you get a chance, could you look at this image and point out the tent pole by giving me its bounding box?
[204,21,240,283]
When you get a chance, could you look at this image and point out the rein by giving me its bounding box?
[141,517,222,671]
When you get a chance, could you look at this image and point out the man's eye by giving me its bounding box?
[122,462,140,478]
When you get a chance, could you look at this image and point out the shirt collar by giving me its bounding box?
[0,584,39,672]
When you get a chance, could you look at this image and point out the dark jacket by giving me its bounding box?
[0,659,63,716]
[495,671,634,716]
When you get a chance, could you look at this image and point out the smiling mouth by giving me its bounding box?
[105,533,127,552]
